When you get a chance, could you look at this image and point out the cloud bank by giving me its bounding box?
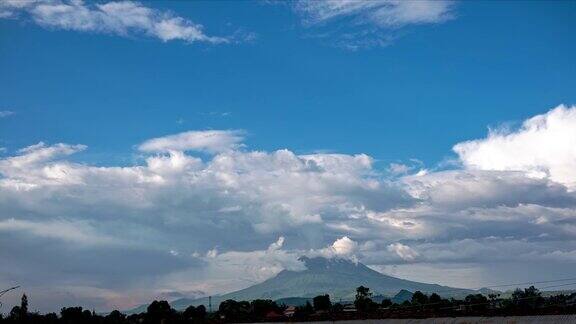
[1,105,576,312]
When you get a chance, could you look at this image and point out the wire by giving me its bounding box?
[482,278,576,289]
[385,283,576,312]
[377,281,576,312]
[395,277,576,297]
[539,282,576,290]
[0,286,21,311]
[0,286,20,297]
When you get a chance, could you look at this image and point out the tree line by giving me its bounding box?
[1,285,575,323]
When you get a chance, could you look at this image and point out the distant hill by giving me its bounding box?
[128,256,480,313]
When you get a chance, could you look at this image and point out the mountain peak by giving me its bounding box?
[148,256,477,312]
[298,256,361,272]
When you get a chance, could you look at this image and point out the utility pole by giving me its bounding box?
[208,296,212,313]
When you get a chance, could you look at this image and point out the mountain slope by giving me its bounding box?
[166,257,475,311]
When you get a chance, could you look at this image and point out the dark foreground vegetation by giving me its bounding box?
[1,286,575,323]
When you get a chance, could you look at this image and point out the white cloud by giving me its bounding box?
[138,130,245,154]
[403,169,576,210]
[387,242,419,261]
[267,236,285,251]
[291,0,455,49]
[0,142,87,188]
[331,236,358,256]
[0,110,14,118]
[0,0,228,43]
[206,248,218,259]
[295,0,454,27]
[454,105,576,189]
[300,236,361,260]
[388,162,410,175]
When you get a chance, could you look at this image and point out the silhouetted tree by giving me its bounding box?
[488,293,501,309]
[464,294,488,313]
[381,298,392,308]
[44,312,59,324]
[219,299,250,322]
[61,306,90,324]
[250,299,281,319]
[429,293,441,304]
[105,310,126,324]
[196,304,207,319]
[355,286,377,313]
[511,285,544,312]
[426,293,445,312]
[356,286,371,300]
[145,300,175,323]
[9,306,21,321]
[20,294,28,320]
[183,305,197,319]
[183,304,207,321]
[411,291,428,305]
[313,294,331,312]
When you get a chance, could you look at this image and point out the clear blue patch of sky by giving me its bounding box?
[0,0,574,169]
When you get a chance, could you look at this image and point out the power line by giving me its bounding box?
[398,277,576,297]
[388,290,576,313]
[0,286,20,311]
[483,277,576,289]
[383,282,576,312]
[539,282,576,290]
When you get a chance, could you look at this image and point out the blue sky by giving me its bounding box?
[1,0,576,313]
[1,1,573,167]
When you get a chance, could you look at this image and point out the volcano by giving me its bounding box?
[158,257,478,311]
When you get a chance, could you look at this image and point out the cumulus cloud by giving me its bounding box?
[138,130,245,154]
[345,105,576,272]
[290,0,455,49]
[454,105,576,189]
[330,236,358,256]
[387,242,419,262]
[0,0,228,43]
